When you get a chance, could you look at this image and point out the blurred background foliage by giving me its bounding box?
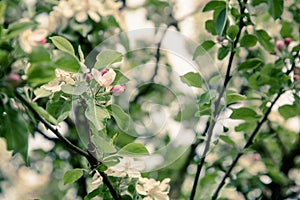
[0,0,299,199]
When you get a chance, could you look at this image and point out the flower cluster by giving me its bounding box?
[91,157,171,200]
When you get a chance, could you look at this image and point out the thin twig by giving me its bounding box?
[189,1,247,199]
[212,51,300,199]
[211,90,284,200]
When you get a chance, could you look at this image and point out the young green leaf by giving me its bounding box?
[280,21,293,38]
[278,104,300,120]
[0,104,29,165]
[63,169,83,185]
[203,1,226,12]
[118,143,149,156]
[95,50,123,69]
[61,83,88,95]
[111,69,129,85]
[180,72,203,88]
[193,40,215,59]
[50,36,75,55]
[268,0,283,20]
[237,58,263,71]
[255,29,274,52]
[219,135,235,146]
[54,51,80,73]
[85,100,110,131]
[27,62,56,85]
[109,104,136,134]
[225,93,246,105]
[30,102,58,125]
[226,25,239,40]
[216,8,227,36]
[240,34,257,47]
[230,107,260,121]
[5,21,37,39]
[217,46,229,60]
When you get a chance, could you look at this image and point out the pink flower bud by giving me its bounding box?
[294,75,299,81]
[275,40,284,51]
[7,73,22,86]
[85,73,93,82]
[111,84,126,96]
[101,69,108,76]
[284,37,291,45]
[294,68,300,74]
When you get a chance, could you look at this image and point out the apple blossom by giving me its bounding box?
[111,84,126,96]
[19,29,48,53]
[105,157,144,178]
[92,68,116,87]
[42,69,77,92]
[136,177,171,200]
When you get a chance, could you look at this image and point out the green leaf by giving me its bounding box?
[85,100,110,131]
[237,58,263,71]
[180,72,203,88]
[219,135,235,146]
[29,46,51,63]
[109,104,135,134]
[268,0,283,20]
[84,188,101,200]
[92,133,117,154]
[226,25,239,40]
[205,20,217,35]
[50,36,75,55]
[216,8,227,36]
[111,69,129,85]
[240,34,257,47]
[193,40,215,59]
[255,29,274,52]
[0,104,29,165]
[225,93,246,105]
[118,143,149,156]
[217,46,229,60]
[63,169,83,185]
[96,163,108,172]
[61,83,88,95]
[33,87,51,100]
[292,44,300,53]
[95,50,123,69]
[280,21,293,38]
[46,97,71,122]
[203,1,226,12]
[30,102,58,125]
[27,62,56,85]
[0,1,6,24]
[278,104,300,120]
[235,122,256,132]
[54,50,80,73]
[5,21,37,39]
[197,91,211,105]
[230,107,260,121]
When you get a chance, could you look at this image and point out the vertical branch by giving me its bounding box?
[189,1,248,199]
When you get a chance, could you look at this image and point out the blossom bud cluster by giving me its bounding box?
[274,37,292,54]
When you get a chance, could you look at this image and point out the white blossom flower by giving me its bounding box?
[42,69,77,92]
[106,157,144,178]
[91,170,103,185]
[19,29,48,53]
[92,68,116,87]
[136,177,171,200]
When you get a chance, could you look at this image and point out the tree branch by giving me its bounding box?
[189,1,248,199]
[15,91,122,200]
[211,50,299,199]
